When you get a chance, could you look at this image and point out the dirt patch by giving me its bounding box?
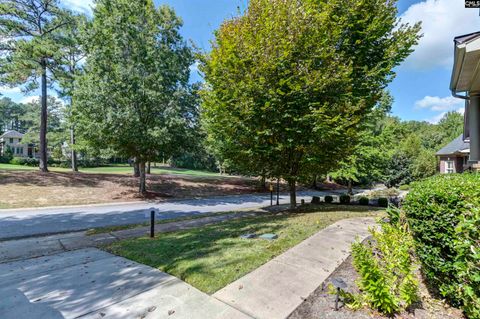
[0,171,261,208]
[288,254,465,319]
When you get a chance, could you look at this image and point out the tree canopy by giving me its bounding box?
[74,0,194,193]
[0,0,73,171]
[201,0,420,206]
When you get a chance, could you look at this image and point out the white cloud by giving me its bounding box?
[425,108,465,124]
[0,86,21,94]
[20,94,66,106]
[415,95,464,111]
[20,96,39,104]
[426,112,447,124]
[400,0,480,70]
[62,0,94,14]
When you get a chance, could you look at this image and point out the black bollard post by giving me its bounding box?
[276,179,280,205]
[270,185,273,206]
[150,210,155,238]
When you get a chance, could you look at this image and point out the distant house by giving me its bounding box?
[0,130,36,158]
[436,135,470,174]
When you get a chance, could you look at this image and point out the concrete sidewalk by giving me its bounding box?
[1,215,377,319]
[213,217,376,319]
[0,248,252,319]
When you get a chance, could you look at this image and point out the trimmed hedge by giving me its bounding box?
[10,157,39,166]
[0,156,11,163]
[324,195,334,203]
[403,174,480,317]
[377,197,389,208]
[339,194,351,204]
[359,196,369,206]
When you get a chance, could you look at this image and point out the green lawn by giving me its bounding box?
[107,205,383,294]
[0,163,223,177]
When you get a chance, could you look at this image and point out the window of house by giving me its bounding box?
[445,161,454,174]
[9,138,13,143]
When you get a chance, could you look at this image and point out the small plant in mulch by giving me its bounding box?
[346,221,419,316]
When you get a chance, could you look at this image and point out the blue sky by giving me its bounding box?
[2,0,479,123]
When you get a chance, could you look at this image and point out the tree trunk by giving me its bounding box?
[133,159,140,177]
[288,179,297,209]
[70,127,78,172]
[347,180,353,195]
[39,60,48,172]
[260,174,266,191]
[218,162,224,175]
[139,161,146,194]
[146,161,151,174]
[311,175,318,189]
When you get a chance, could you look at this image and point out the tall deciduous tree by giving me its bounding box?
[0,0,72,172]
[74,0,193,194]
[201,0,420,207]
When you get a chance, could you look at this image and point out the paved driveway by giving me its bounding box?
[0,248,251,319]
[0,191,349,240]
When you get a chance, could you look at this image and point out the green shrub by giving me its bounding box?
[10,157,39,166]
[399,184,410,191]
[377,197,388,207]
[351,222,419,315]
[358,197,369,206]
[386,206,401,224]
[339,194,351,204]
[9,157,21,165]
[0,156,11,163]
[403,174,480,316]
[311,196,320,204]
[324,195,333,203]
[454,207,480,319]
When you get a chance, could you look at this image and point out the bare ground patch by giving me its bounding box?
[0,170,260,208]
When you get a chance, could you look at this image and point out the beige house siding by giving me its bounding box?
[0,131,35,158]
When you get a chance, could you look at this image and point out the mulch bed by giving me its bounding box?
[288,254,465,319]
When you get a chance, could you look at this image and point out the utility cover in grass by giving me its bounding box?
[240,233,257,239]
[259,233,278,240]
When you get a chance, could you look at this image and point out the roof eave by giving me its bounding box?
[450,43,467,93]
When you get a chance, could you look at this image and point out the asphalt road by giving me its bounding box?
[0,190,349,240]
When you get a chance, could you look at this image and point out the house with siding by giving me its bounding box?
[436,135,470,174]
[0,130,36,158]
[450,31,480,171]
